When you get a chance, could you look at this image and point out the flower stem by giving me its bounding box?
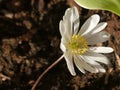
[31,54,64,90]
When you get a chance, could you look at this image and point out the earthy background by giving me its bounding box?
[0,0,120,90]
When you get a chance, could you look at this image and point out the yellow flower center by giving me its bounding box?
[67,35,88,54]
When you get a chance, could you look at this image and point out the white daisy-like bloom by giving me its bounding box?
[59,7,113,76]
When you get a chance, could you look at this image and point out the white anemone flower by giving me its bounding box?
[59,7,113,76]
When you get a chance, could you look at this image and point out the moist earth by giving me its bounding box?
[0,0,120,90]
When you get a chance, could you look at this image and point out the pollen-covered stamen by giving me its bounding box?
[67,35,88,54]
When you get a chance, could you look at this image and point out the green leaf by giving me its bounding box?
[74,0,120,16]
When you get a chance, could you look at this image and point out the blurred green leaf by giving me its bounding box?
[74,0,120,16]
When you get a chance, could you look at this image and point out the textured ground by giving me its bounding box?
[0,0,120,90]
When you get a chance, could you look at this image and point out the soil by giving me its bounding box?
[0,0,120,90]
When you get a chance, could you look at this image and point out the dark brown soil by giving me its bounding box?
[0,0,120,90]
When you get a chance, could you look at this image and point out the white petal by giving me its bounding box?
[60,42,66,52]
[84,51,110,65]
[74,19,80,34]
[59,21,71,42]
[59,20,65,36]
[79,14,100,36]
[74,55,85,74]
[91,22,107,34]
[89,47,114,53]
[59,7,80,44]
[63,8,74,36]
[72,7,80,34]
[64,52,76,76]
[83,22,107,38]
[94,63,106,73]
[74,55,98,73]
[81,56,106,72]
[87,31,110,45]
